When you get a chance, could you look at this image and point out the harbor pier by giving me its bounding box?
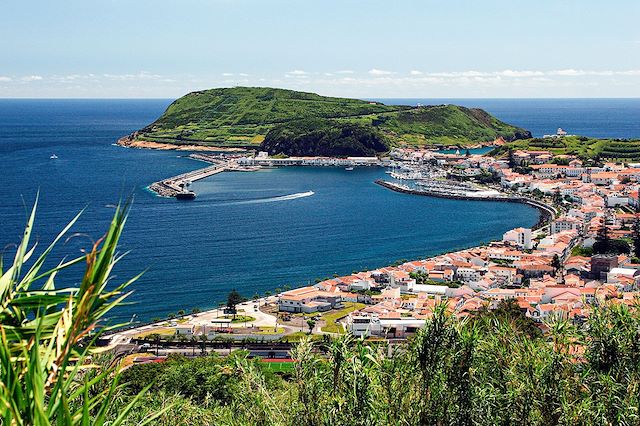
[149,154,258,198]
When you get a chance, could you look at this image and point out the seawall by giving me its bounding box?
[374,179,555,229]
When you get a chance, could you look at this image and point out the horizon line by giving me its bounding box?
[2,96,640,101]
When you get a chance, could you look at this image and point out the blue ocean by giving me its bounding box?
[1,98,638,321]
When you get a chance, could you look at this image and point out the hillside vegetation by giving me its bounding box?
[261,119,390,157]
[134,87,531,155]
[495,135,640,162]
[114,302,640,426]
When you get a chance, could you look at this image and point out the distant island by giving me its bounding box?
[118,87,531,157]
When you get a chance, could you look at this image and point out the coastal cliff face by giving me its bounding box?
[260,119,390,157]
[126,86,531,155]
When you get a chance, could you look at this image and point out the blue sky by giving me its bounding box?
[2,0,639,98]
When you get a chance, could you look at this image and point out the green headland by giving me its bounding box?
[128,87,531,156]
[494,135,640,162]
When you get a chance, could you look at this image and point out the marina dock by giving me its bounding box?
[149,154,258,198]
[375,179,556,228]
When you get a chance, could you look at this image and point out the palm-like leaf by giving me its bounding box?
[0,198,168,425]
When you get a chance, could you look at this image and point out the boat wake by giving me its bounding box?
[225,191,315,205]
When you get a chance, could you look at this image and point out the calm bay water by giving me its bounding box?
[1,98,637,321]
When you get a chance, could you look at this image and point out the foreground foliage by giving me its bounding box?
[0,199,165,425]
[117,302,640,426]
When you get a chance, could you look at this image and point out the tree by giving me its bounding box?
[473,299,541,339]
[531,188,544,199]
[552,189,563,205]
[177,309,185,316]
[306,318,317,334]
[591,214,631,255]
[551,254,562,274]
[507,148,516,168]
[594,214,611,254]
[191,307,201,314]
[200,333,208,354]
[227,289,243,319]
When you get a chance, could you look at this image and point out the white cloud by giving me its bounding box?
[21,75,43,82]
[497,69,545,77]
[550,69,585,76]
[368,68,395,76]
[285,70,309,79]
[102,71,163,81]
[4,68,640,98]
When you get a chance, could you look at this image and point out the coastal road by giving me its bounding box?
[104,296,281,348]
[192,297,279,329]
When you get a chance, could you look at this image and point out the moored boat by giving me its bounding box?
[176,190,196,200]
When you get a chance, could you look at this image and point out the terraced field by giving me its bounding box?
[138,87,407,146]
[497,136,640,161]
[598,140,640,160]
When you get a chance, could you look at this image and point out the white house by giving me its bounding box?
[346,313,425,338]
[550,217,583,234]
[175,324,195,336]
[502,227,533,249]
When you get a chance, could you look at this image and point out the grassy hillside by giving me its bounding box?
[134,87,531,152]
[495,136,640,162]
[138,87,405,147]
[375,105,531,146]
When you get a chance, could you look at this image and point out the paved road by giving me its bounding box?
[194,297,278,329]
[105,296,281,348]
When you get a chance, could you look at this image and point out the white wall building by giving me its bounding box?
[502,227,533,249]
[550,217,583,234]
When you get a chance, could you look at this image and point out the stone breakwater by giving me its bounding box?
[149,163,227,197]
[147,154,260,198]
[374,179,555,229]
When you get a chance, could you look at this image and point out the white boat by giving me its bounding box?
[50,154,58,159]
[345,167,354,171]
